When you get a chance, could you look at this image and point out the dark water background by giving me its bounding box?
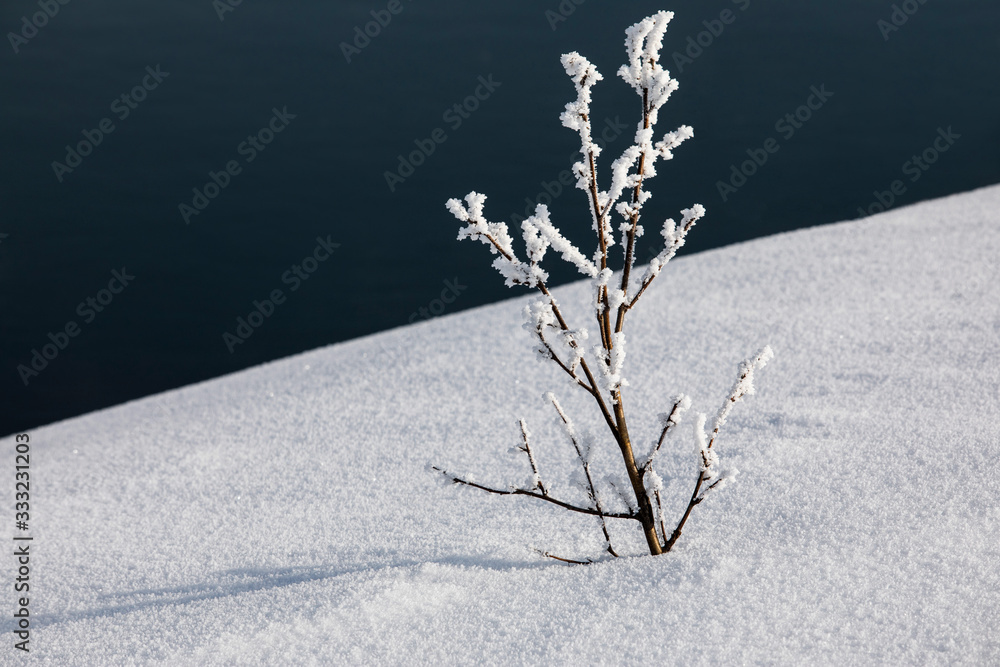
[1,0,998,436]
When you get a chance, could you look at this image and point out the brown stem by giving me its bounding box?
[574,109,620,362]
[654,489,667,543]
[626,275,655,311]
[626,210,699,310]
[581,124,613,356]
[534,329,593,393]
[535,549,594,565]
[616,88,651,335]
[575,109,606,274]
[467,226,614,435]
[611,395,663,555]
[536,284,618,439]
[664,472,706,552]
[572,95,661,555]
[596,280,610,355]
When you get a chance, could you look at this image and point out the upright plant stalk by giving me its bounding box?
[436,11,772,559]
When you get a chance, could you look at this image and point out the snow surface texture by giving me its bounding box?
[5,185,1000,665]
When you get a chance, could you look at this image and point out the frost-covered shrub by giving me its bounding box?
[435,11,772,559]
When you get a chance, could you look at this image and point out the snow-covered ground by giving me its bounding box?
[6,185,1000,665]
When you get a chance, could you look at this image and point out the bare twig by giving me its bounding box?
[626,210,699,310]
[641,395,690,473]
[531,326,593,393]
[532,548,594,565]
[455,216,623,444]
[549,395,619,557]
[663,470,703,551]
[536,286,620,440]
[606,391,663,555]
[616,88,652,335]
[517,419,548,497]
[607,476,636,515]
[654,489,667,545]
[432,467,637,520]
[664,348,773,551]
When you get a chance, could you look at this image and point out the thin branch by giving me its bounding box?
[595,265,610,355]
[597,288,611,354]
[433,467,638,520]
[708,346,773,450]
[460,225,615,436]
[641,395,689,473]
[665,348,773,551]
[566,68,614,360]
[616,87,652,335]
[625,272,655,311]
[585,166,610,355]
[533,548,594,565]
[452,150,623,449]
[664,470,704,551]
[549,396,620,557]
[607,477,636,515]
[533,327,593,393]
[517,419,547,497]
[583,120,607,270]
[654,489,667,546]
[538,284,619,439]
[626,209,700,310]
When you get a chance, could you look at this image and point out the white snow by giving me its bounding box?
[6,185,1000,665]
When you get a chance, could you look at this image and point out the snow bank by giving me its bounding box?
[6,185,999,664]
